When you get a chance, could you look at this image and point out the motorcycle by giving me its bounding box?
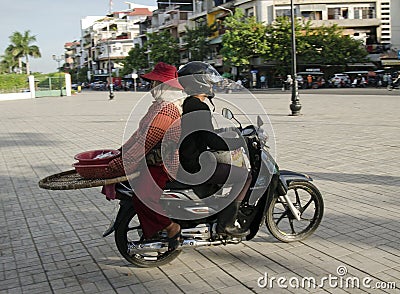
[103,108,324,268]
[387,77,400,90]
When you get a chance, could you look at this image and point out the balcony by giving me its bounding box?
[311,18,380,28]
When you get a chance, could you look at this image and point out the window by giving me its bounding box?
[328,7,348,20]
[246,7,254,17]
[276,9,291,17]
[354,7,375,19]
[301,11,322,20]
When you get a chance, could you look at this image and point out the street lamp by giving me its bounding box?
[289,0,302,116]
[217,6,233,16]
[52,54,65,97]
[98,32,116,100]
[107,32,116,100]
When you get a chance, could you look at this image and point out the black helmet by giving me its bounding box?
[178,61,222,98]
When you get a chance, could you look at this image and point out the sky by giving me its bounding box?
[0,0,157,73]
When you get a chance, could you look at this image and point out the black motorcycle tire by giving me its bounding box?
[114,208,181,268]
[265,181,324,242]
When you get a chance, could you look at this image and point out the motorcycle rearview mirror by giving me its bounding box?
[222,108,233,120]
[222,108,242,130]
[257,115,264,128]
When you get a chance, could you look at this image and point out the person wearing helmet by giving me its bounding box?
[177,61,252,237]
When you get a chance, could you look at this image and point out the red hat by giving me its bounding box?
[141,62,183,90]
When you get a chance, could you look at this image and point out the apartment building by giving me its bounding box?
[383,0,400,67]
[71,0,397,81]
[178,0,397,76]
[64,41,80,70]
[78,6,153,81]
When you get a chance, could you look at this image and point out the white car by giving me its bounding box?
[330,74,350,87]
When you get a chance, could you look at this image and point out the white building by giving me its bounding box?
[79,5,153,81]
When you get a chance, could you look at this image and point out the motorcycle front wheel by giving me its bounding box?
[265,181,324,242]
[114,208,181,268]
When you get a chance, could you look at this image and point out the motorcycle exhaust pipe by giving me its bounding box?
[128,239,226,254]
[181,239,223,248]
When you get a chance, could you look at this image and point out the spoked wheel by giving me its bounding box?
[265,181,324,242]
[114,208,181,267]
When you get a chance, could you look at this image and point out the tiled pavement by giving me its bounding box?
[0,90,399,293]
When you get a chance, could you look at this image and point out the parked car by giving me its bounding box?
[91,81,106,91]
[329,73,350,87]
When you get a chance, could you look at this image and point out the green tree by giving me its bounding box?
[0,51,18,73]
[264,16,310,75]
[183,19,216,61]
[7,30,41,74]
[122,43,148,76]
[264,18,369,75]
[302,25,368,65]
[146,31,180,65]
[221,9,269,67]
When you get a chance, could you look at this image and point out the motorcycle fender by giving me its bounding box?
[246,174,279,241]
[103,199,134,237]
[278,170,313,195]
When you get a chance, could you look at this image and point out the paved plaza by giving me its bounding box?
[0,89,399,293]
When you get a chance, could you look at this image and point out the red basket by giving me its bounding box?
[74,149,120,165]
[73,163,110,179]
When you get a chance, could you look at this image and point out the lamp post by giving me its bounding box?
[107,32,116,100]
[98,32,116,100]
[217,5,233,16]
[52,54,65,97]
[289,0,302,116]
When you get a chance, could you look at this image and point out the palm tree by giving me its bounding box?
[7,30,41,74]
[0,52,18,73]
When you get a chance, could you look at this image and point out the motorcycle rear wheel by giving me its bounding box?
[265,181,324,242]
[114,208,181,267]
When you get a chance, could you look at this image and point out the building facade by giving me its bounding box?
[67,0,397,82]
[77,5,153,82]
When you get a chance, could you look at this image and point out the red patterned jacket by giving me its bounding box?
[106,101,181,179]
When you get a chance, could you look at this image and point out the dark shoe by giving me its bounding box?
[167,232,181,252]
[165,222,181,251]
[220,225,249,237]
[217,202,249,237]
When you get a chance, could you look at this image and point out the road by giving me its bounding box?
[0,90,399,293]
[252,86,400,96]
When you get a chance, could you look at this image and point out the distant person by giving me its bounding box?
[360,76,367,87]
[307,75,313,88]
[376,75,382,88]
[285,75,293,90]
[260,75,266,88]
[351,78,358,87]
[382,73,388,87]
[236,78,243,90]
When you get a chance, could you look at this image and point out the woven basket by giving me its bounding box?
[38,169,139,190]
